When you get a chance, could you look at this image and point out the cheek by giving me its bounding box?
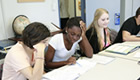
[107,20,110,24]
[98,20,103,26]
[67,34,72,40]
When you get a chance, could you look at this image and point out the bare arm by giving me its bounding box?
[19,43,45,80]
[122,30,140,41]
[45,45,76,69]
[79,21,93,58]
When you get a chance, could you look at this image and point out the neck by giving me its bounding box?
[20,42,34,57]
[98,27,104,39]
[64,33,72,44]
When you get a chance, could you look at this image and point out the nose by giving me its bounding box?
[73,35,79,41]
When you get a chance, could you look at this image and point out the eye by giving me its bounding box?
[107,18,109,20]
[77,34,81,38]
[70,33,75,36]
[102,19,105,21]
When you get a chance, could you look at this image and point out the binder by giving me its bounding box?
[0,39,16,53]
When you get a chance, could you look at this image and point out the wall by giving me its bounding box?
[0,1,6,40]
[86,0,120,32]
[120,0,140,26]
[120,0,133,26]
[0,0,59,40]
[132,0,140,16]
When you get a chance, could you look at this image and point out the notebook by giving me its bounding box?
[105,43,140,55]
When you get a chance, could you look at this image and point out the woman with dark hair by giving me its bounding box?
[45,17,93,70]
[2,22,50,80]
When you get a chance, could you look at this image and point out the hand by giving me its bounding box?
[80,21,86,36]
[33,42,45,57]
[66,57,76,65]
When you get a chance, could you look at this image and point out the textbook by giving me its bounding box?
[105,43,140,55]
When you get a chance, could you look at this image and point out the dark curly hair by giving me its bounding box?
[22,22,50,49]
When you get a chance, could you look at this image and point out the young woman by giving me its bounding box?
[2,22,50,80]
[86,8,111,54]
[45,17,93,70]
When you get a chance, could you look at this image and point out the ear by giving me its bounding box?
[138,15,140,19]
[65,27,68,33]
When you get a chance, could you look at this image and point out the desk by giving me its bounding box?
[99,42,140,61]
[42,42,140,80]
[77,57,140,80]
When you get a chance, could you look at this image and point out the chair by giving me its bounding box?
[109,29,118,43]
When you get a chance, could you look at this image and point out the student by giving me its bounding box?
[45,17,93,70]
[2,22,50,80]
[86,8,111,54]
[114,7,140,43]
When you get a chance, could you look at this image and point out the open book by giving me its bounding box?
[105,43,140,55]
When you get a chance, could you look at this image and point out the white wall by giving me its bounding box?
[132,0,140,16]
[120,0,140,26]
[86,0,120,32]
[0,0,59,40]
[0,1,6,40]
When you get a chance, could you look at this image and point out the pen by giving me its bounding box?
[76,62,82,67]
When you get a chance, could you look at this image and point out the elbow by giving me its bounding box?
[123,36,128,41]
[86,49,93,58]
[87,55,93,58]
[86,52,93,58]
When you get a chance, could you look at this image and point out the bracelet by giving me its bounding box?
[36,57,44,60]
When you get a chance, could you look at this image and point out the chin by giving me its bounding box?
[103,26,108,28]
[71,40,76,44]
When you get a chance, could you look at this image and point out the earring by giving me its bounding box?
[66,30,68,33]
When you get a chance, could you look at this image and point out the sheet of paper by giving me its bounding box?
[134,52,140,58]
[89,55,115,65]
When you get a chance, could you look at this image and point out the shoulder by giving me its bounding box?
[49,33,63,48]
[52,33,62,38]
[6,43,26,59]
[50,33,63,41]
[86,27,93,33]
[123,17,135,25]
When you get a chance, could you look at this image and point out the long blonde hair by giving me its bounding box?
[87,8,109,50]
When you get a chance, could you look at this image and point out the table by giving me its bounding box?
[77,57,140,80]
[42,42,140,80]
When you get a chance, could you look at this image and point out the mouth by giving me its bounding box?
[71,39,77,43]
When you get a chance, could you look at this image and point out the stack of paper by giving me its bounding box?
[42,59,96,80]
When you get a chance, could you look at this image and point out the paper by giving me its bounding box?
[42,59,96,80]
[87,55,115,65]
[134,52,140,58]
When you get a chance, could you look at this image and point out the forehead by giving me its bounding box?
[99,13,109,19]
[68,26,81,33]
